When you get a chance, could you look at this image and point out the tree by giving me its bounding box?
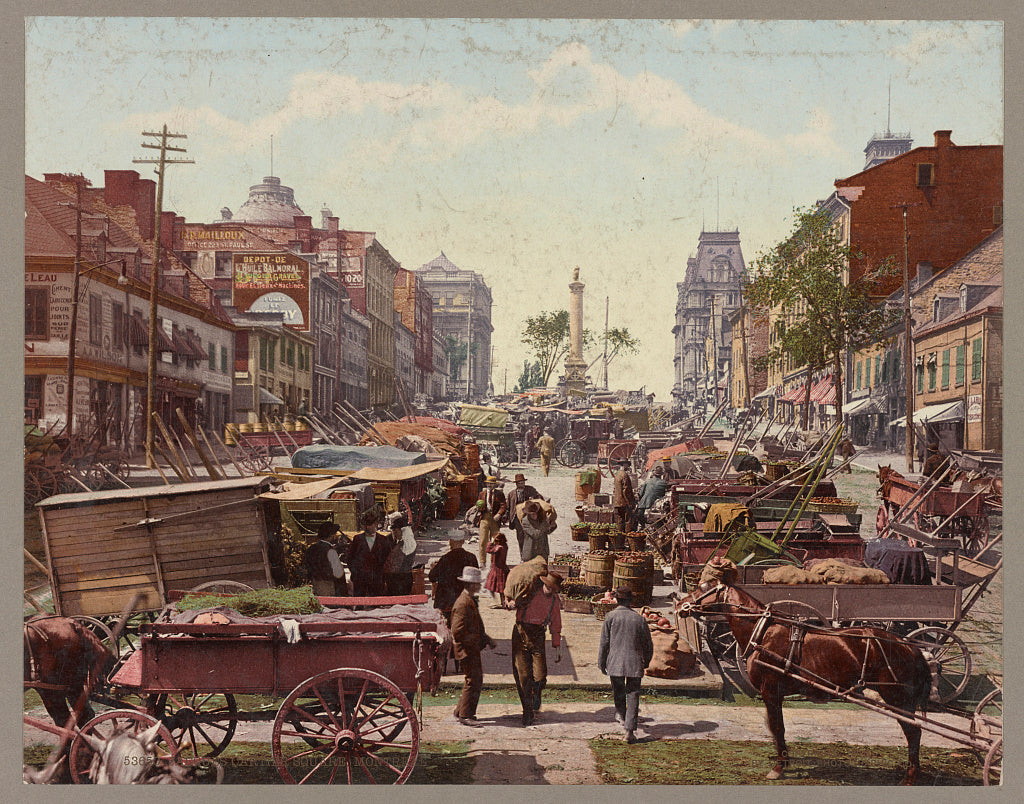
[514,360,544,393]
[745,205,900,428]
[520,310,571,387]
[444,336,468,382]
[585,327,641,373]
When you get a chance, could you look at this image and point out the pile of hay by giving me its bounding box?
[177,585,322,616]
[360,422,463,458]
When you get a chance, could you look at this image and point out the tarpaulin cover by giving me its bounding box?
[458,404,509,428]
[347,458,450,482]
[291,444,427,470]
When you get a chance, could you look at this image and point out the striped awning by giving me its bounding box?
[780,384,806,403]
[810,375,836,405]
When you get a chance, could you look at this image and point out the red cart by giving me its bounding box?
[104,597,450,784]
[881,474,990,554]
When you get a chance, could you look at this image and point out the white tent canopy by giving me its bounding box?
[889,400,963,428]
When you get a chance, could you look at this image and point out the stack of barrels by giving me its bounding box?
[582,550,658,608]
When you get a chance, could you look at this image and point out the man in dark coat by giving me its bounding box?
[503,473,543,557]
[428,538,479,624]
[612,460,637,534]
[598,586,654,744]
[345,509,394,596]
[304,521,348,596]
[449,566,496,726]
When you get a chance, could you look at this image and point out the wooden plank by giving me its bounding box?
[60,588,164,617]
[56,574,158,593]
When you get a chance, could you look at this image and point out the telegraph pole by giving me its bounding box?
[61,177,85,434]
[134,126,192,467]
[893,203,918,473]
[603,295,609,390]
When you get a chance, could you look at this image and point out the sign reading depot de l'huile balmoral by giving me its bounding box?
[232,252,311,330]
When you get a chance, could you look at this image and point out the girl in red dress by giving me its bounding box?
[484,532,509,608]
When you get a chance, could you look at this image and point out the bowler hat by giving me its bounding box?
[458,566,483,584]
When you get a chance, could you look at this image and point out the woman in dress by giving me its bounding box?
[484,531,509,608]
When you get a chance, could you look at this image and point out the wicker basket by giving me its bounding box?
[592,596,617,621]
[571,524,591,542]
[805,498,858,514]
[588,533,607,552]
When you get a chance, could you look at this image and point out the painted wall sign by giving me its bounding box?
[232,252,310,330]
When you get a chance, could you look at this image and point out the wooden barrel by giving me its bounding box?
[253,421,267,433]
[464,442,480,474]
[612,559,651,606]
[626,533,647,552]
[575,468,601,501]
[444,485,461,519]
[410,567,426,595]
[461,475,479,506]
[583,553,615,589]
[570,523,591,542]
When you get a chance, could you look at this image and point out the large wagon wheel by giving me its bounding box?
[68,709,177,784]
[556,439,586,468]
[68,615,120,662]
[600,442,634,478]
[235,441,272,473]
[496,442,518,469]
[150,692,238,762]
[983,737,1002,786]
[735,600,830,698]
[906,625,972,704]
[272,668,420,784]
[24,464,60,507]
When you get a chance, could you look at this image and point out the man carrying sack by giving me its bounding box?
[598,586,654,744]
[510,570,563,726]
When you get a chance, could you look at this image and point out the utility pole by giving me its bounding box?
[134,126,192,467]
[739,296,751,409]
[61,177,85,435]
[603,295,609,390]
[893,203,918,473]
[709,294,718,407]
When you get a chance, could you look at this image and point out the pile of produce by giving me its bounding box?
[551,553,583,569]
[809,496,849,505]
[177,585,322,617]
[586,549,617,558]
[614,551,652,565]
[559,580,606,601]
[594,590,617,605]
[641,607,674,631]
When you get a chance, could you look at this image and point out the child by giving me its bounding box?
[484,532,510,608]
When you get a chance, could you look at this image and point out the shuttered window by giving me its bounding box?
[955,344,965,386]
[941,350,950,389]
[972,338,983,381]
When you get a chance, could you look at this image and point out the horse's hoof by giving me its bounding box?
[766,769,783,781]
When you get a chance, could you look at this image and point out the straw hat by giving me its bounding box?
[540,571,563,590]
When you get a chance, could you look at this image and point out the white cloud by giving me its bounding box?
[890,25,993,64]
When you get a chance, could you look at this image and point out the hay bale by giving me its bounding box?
[761,565,822,585]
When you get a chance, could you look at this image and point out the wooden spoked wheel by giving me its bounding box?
[601,442,634,478]
[971,686,1002,744]
[556,439,585,468]
[24,464,60,507]
[235,442,272,473]
[150,692,238,761]
[272,668,419,784]
[68,709,177,784]
[906,626,972,704]
[984,737,1002,786]
[68,614,120,662]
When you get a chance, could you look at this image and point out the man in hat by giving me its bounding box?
[477,476,507,563]
[535,430,556,476]
[839,437,855,474]
[923,442,948,482]
[428,537,479,625]
[633,464,668,530]
[383,513,418,596]
[511,570,563,726]
[345,509,394,597]
[304,521,348,597]
[659,454,680,480]
[519,499,557,562]
[612,459,637,535]
[503,473,543,557]
[449,566,496,726]
[598,586,654,744]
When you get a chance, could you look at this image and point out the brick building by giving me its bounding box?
[727,303,769,412]
[833,130,1002,297]
[394,267,435,398]
[25,172,235,447]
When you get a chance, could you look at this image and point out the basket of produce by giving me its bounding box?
[570,522,591,542]
[551,553,583,578]
[640,606,674,632]
[805,496,858,514]
[625,531,647,551]
[592,590,618,621]
[588,532,607,552]
[559,579,605,613]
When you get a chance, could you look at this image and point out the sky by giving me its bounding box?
[24,17,1003,403]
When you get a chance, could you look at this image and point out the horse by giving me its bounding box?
[675,562,932,785]
[24,616,114,734]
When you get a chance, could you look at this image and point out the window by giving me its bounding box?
[287,341,295,367]
[874,355,881,386]
[209,343,216,370]
[855,361,862,390]
[26,287,48,340]
[916,163,934,187]
[892,349,900,380]
[972,338,983,381]
[941,349,950,389]
[916,363,924,394]
[927,356,937,391]
[221,346,228,373]
[89,294,103,345]
[955,344,965,386]
[112,302,125,349]
[259,338,268,371]
[280,338,287,366]
[881,353,889,383]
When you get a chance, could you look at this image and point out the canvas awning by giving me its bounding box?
[458,404,509,428]
[346,457,450,482]
[752,386,777,401]
[889,400,964,428]
[780,384,806,403]
[260,387,285,405]
[843,397,878,417]
[810,376,836,405]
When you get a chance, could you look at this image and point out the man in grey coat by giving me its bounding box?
[597,586,654,743]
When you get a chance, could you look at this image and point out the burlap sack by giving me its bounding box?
[698,557,738,588]
[503,555,548,606]
[761,565,822,585]
[809,558,890,585]
[645,628,681,679]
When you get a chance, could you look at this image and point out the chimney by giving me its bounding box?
[321,207,333,228]
[294,215,312,250]
[934,130,953,148]
[160,210,176,251]
[327,216,339,235]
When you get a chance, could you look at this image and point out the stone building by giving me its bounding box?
[394,267,435,398]
[416,252,493,401]
[726,303,768,412]
[671,230,747,413]
[25,171,235,447]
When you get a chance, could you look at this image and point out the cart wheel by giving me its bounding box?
[906,626,972,704]
[766,599,829,627]
[188,580,255,595]
[601,443,633,478]
[272,668,420,784]
[496,443,517,469]
[970,686,1002,745]
[983,737,1002,786]
[68,709,177,784]
[962,515,988,557]
[557,439,585,468]
[731,641,762,698]
[236,443,272,473]
[24,464,59,507]
[69,615,120,662]
[151,692,238,762]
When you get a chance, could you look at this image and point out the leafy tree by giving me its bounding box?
[514,360,545,393]
[520,310,571,387]
[586,327,641,373]
[745,205,899,427]
[444,336,468,381]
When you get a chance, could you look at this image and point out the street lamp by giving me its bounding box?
[65,258,128,435]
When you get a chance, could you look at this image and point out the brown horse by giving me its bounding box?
[24,616,114,733]
[676,566,932,785]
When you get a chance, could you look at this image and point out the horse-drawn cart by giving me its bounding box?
[457,404,517,467]
[102,597,449,784]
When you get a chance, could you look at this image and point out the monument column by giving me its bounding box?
[564,266,588,396]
